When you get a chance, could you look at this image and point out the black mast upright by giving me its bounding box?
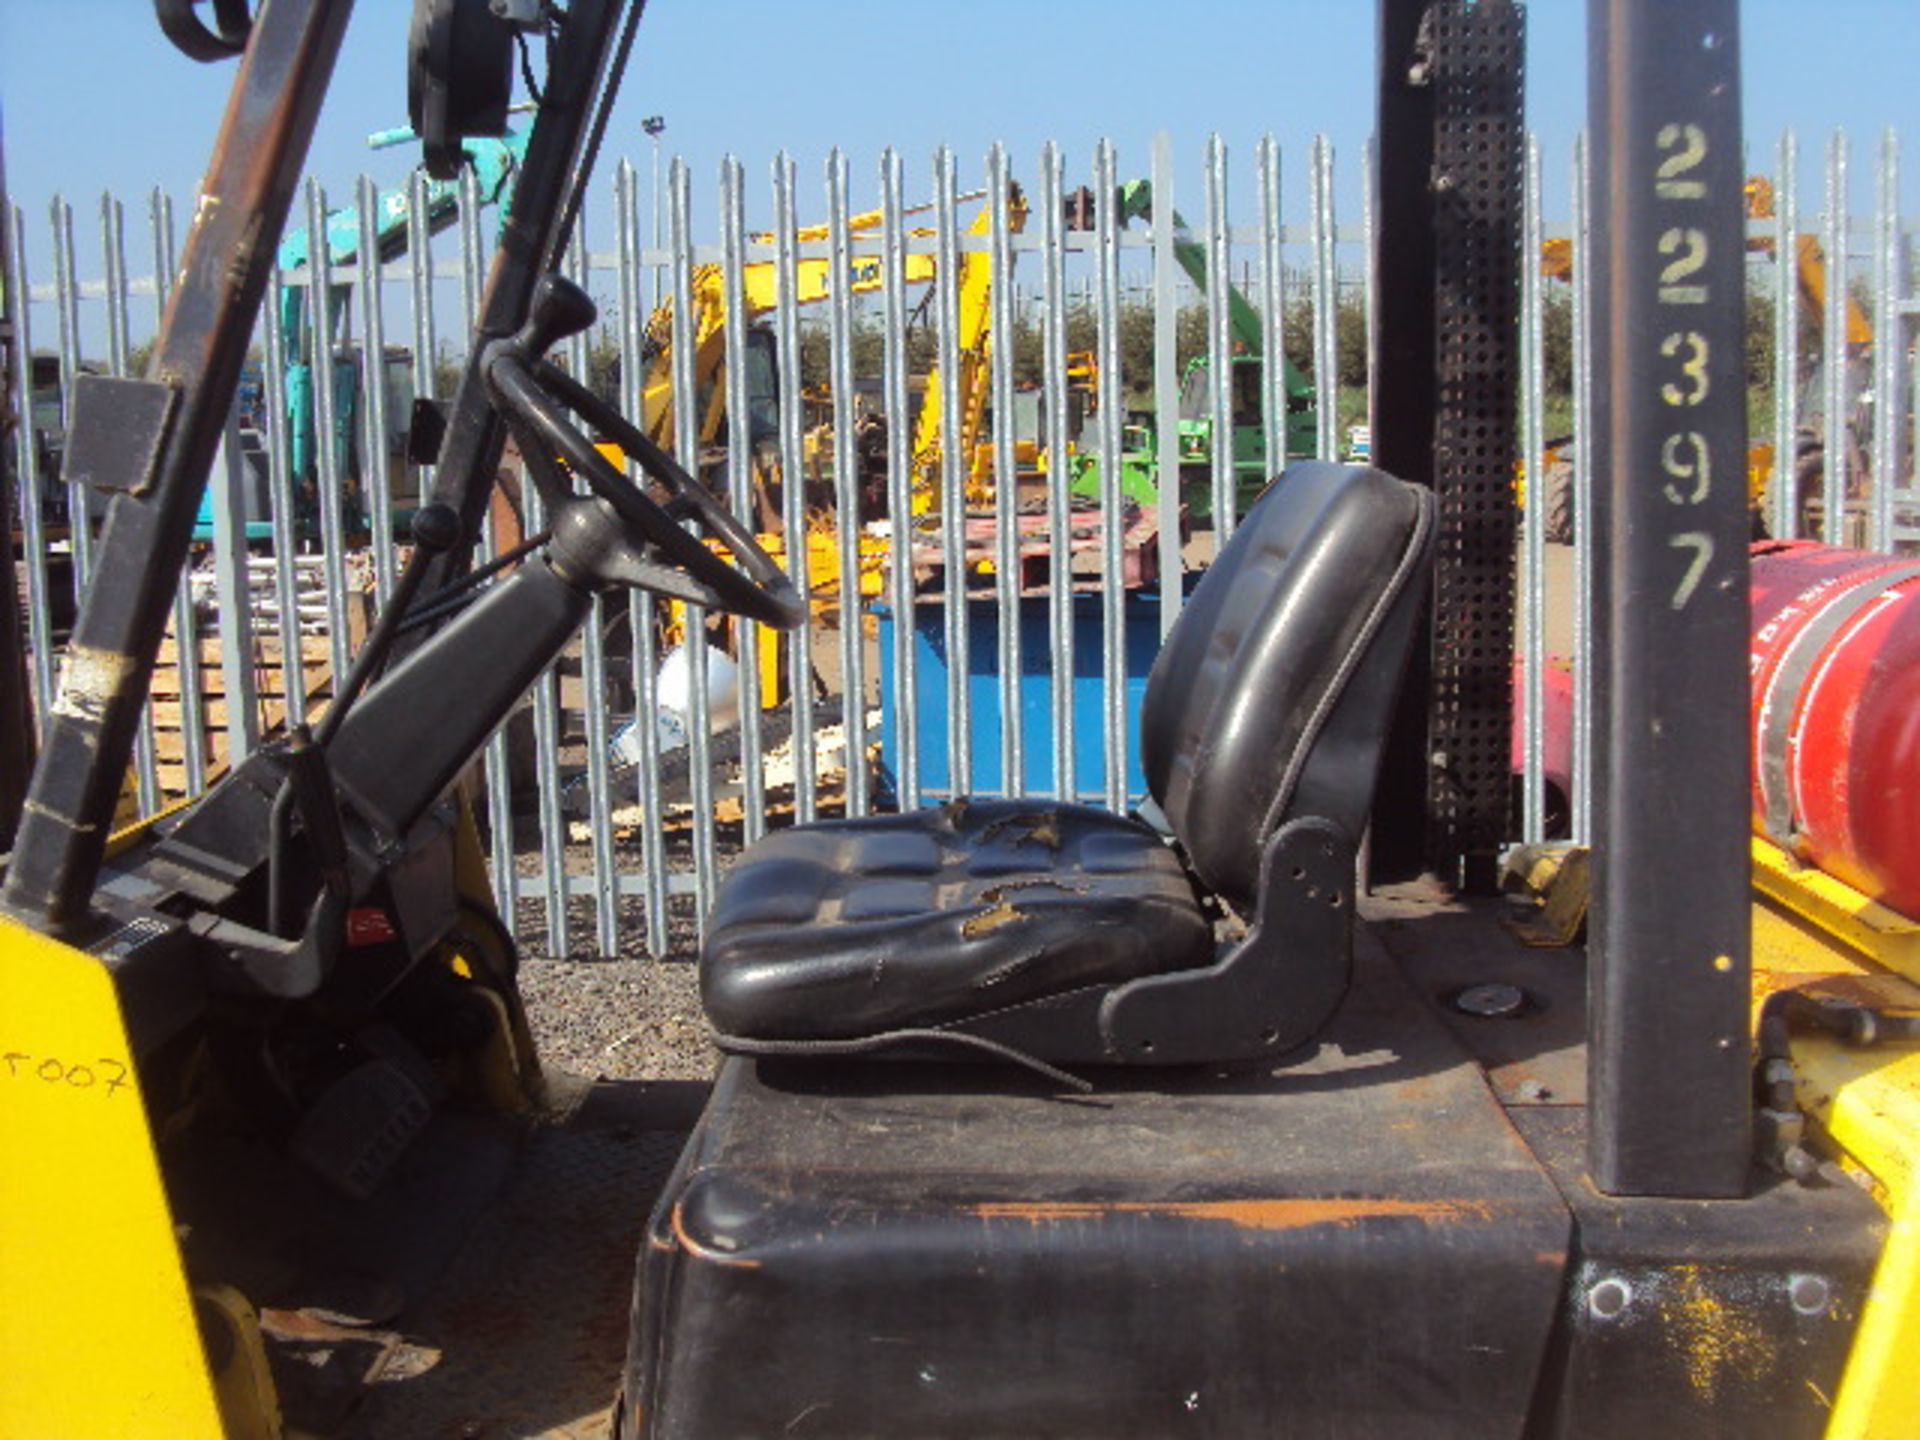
[1587,0,1753,1197]
[1,0,356,928]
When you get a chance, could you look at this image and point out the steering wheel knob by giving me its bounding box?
[514,272,599,360]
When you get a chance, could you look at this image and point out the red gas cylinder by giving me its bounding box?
[1749,539,1920,919]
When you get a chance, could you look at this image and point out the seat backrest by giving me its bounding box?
[1140,462,1434,910]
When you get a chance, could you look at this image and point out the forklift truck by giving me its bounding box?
[2,1,1916,1437]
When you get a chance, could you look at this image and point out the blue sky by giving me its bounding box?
[4,1,1913,225]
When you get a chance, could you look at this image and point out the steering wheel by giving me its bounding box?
[483,274,806,630]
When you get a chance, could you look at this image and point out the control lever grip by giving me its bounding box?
[510,272,599,361]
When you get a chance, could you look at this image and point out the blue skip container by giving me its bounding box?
[874,589,1166,806]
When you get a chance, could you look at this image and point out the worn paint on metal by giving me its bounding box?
[669,1199,764,1269]
[1751,868,1920,1439]
[1662,1264,1779,1405]
[972,1197,1498,1231]
[48,644,138,723]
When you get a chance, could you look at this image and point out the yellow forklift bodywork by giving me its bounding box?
[1751,837,1920,1439]
[0,916,224,1438]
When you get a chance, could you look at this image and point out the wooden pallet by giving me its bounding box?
[147,598,367,800]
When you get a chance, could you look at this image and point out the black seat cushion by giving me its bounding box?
[1140,462,1431,908]
[702,800,1212,1041]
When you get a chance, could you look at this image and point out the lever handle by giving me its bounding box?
[511,272,599,360]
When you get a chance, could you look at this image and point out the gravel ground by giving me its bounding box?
[516,946,717,1081]
[509,873,735,1080]
[498,688,848,1085]
[507,827,748,1082]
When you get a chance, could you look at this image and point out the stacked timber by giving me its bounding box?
[148,594,367,801]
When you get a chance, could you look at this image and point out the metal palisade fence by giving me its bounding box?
[8,129,1917,957]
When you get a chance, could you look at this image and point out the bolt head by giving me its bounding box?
[1588,1277,1631,1320]
[1456,983,1526,1019]
[1789,1274,1831,1316]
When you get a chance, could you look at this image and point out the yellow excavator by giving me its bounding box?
[4,4,1917,1439]
[904,184,1032,512]
[630,184,1026,524]
[631,199,941,512]
[613,185,1023,703]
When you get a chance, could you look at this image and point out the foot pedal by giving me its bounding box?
[291,1030,443,1198]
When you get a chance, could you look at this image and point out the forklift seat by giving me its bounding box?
[702,461,1436,1066]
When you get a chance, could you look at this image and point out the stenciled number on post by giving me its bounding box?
[1654,122,1716,610]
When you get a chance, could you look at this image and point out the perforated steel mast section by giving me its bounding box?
[1424,2,1525,885]
[1367,0,1524,888]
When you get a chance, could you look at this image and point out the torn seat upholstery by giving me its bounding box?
[701,461,1436,1066]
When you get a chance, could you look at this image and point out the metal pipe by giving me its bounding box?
[209,411,261,763]
[4,204,53,742]
[517,392,566,953]
[579,587,616,954]
[773,152,817,822]
[1520,134,1545,847]
[407,167,437,508]
[100,192,164,814]
[1772,131,1798,540]
[51,197,92,592]
[155,187,208,799]
[1094,139,1126,814]
[1039,142,1076,798]
[1258,134,1286,500]
[933,145,970,798]
[355,174,396,604]
[262,258,310,733]
[305,179,353,686]
[1871,130,1899,551]
[1206,136,1234,538]
[1823,130,1847,546]
[1152,132,1181,641]
[989,143,1022,796]
[1570,132,1594,845]
[720,156,768,841]
[616,155,668,954]
[1311,136,1339,462]
[1362,136,1377,413]
[881,149,921,809]
[828,148,872,813]
[669,157,717,924]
